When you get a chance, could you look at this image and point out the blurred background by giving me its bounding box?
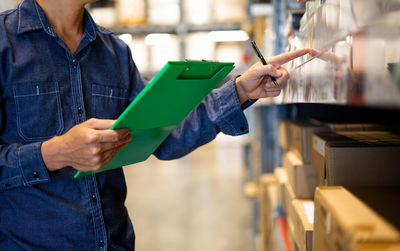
[2,1,400,251]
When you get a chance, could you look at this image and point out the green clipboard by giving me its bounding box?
[74,60,234,178]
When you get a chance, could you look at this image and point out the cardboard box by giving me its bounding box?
[311,131,400,187]
[282,151,317,199]
[148,35,180,71]
[129,37,148,73]
[215,42,245,67]
[251,139,262,183]
[148,0,180,25]
[116,0,147,25]
[323,123,390,132]
[185,33,215,62]
[309,119,397,132]
[287,121,329,163]
[279,119,291,153]
[287,217,299,251]
[292,200,314,251]
[244,181,258,199]
[183,0,212,25]
[213,0,246,23]
[274,167,289,214]
[258,174,277,251]
[279,119,388,164]
[350,187,400,231]
[313,187,400,251]
[90,7,117,27]
[284,181,296,222]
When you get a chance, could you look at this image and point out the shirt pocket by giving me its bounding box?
[92,84,130,119]
[13,82,64,141]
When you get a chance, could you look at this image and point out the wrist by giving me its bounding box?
[235,76,249,105]
[41,136,66,171]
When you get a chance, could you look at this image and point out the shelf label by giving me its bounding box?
[313,135,326,157]
[303,201,314,225]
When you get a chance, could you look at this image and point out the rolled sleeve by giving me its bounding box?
[18,142,50,186]
[154,78,256,160]
[214,79,255,136]
[0,142,50,191]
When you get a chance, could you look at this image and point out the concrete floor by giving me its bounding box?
[123,135,255,251]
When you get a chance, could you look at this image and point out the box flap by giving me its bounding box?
[315,187,400,242]
[283,151,317,199]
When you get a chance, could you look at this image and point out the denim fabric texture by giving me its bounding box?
[0,0,251,250]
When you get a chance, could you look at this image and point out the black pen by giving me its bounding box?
[251,40,279,87]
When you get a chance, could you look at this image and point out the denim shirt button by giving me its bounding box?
[72,60,78,67]
[91,195,97,203]
[99,241,105,248]
[77,108,83,115]
[33,172,40,179]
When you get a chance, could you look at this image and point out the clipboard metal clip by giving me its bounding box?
[184,59,218,63]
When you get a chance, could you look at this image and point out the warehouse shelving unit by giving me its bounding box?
[109,23,243,36]
[248,0,400,177]
[246,1,400,251]
[284,0,400,108]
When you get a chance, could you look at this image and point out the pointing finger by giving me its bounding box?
[268,48,309,65]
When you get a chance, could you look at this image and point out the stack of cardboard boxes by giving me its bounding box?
[258,174,277,251]
[258,119,400,251]
[314,187,400,251]
[281,120,329,251]
[311,130,400,187]
[311,129,400,251]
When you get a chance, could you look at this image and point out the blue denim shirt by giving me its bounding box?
[0,0,252,250]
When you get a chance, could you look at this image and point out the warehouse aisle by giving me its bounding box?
[123,135,255,251]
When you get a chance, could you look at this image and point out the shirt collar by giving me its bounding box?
[17,0,45,35]
[16,0,112,38]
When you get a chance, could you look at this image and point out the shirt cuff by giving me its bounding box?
[241,99,257,110]
[18,142,50,185]
[214,79,252,136]
[233,75,257,110]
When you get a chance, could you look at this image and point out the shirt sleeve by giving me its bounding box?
[0,142,50,191]
[0,20,51,191]
[153,78,253,160]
